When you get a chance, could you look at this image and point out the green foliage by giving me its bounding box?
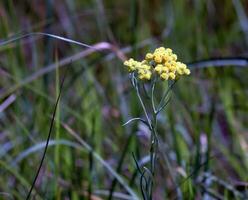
[0,0,248,199]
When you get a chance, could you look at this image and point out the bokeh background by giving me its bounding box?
[0,0,248,199]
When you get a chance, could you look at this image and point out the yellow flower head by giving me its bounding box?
[160,73,169,80]
[154,64,164,73]
[123,58,138,72]
[145,53,154,61]
[123,47,190,81]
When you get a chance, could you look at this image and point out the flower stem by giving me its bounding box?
[135,81,159,200]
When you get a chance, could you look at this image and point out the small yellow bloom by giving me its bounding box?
[162,55,170,62]
[179,62,187,69]
[157,47,166,51]
[168,65,176,72]
[123,58,138,72]
[154,64,164,73]
[145,53,153,61]
[177,68,184,75]
[165,48,172,55]
[154,55,163,63]
[171,54,177,61]
[184,68,190,75]
[169,72,176,80]
[138,69,152,80]
[140,64,151,70]
[160,73,169,80]
[123,46,190,81]
[141,60,148,65]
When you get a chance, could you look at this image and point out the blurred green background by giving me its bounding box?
[0,0,248,199]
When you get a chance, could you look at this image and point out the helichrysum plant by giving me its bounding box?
[123,47,190,199]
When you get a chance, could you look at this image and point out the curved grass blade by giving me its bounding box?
[187,57,248,69]
[63,123,140,200]
[25,67,68,200]
[11,139,82,166]
[122,117,149,127]
[108,132,134,200]
[0,32,93,49]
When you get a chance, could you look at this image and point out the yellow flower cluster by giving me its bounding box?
[123,47,190,81]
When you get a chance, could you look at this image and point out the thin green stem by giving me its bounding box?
[156,97,171,115]
[156,80,176,114]
[149,111,158,200]
[136,80,159,200]
[135,83,152,130]
[55,51,61,200]
[135,81,156,200]
[133,76,175,200]
[151,78,157,114]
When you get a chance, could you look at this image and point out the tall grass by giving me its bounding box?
[0,0,248,199]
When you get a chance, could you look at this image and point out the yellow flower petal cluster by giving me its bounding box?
[124,59,153,80]
[123,47,190,81]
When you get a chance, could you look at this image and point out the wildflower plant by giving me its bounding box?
[123,47,190,199]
